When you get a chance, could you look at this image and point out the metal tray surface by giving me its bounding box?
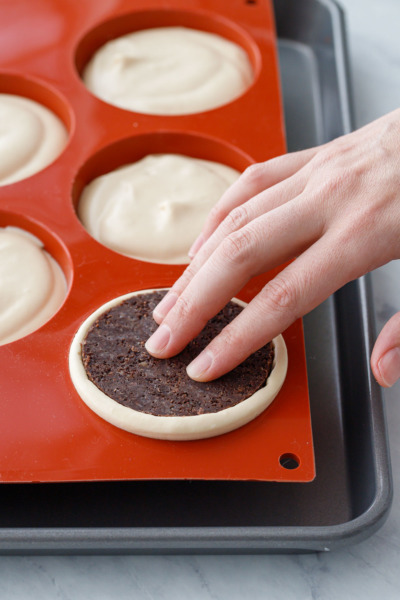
[0,0,392,554]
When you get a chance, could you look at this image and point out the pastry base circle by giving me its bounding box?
[69,290,288,441]
[82,26,254,115]
[0,94,68,186]
[78,153,240,264]
[0,226,67,345]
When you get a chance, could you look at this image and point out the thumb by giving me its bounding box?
[371,311,400,387]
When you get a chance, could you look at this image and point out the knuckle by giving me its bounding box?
[182,260,197,283]
[171,263,197,297]
[310,145,341,173]
[242,162,265,185]
[173,293,195,322]
[222,205,249,233]
[207,204,227,230]
[261,277,298,315]
[319,140,343,161]
[216,323,243,353]
[305,166,356,211]
[320,173,346,198]
[309,143,358,189]
[220,228,253,264]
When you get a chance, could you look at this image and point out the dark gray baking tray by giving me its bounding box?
[0,0,392,554]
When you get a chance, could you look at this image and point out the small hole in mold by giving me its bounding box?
[279,453,300,470]
[245,0,257,4]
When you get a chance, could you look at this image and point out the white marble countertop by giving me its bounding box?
[1,0,400,598]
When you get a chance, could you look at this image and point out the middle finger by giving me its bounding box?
[153,171,307,323]
[146,194,323,358]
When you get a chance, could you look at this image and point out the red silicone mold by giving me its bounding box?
[0,0,314,483]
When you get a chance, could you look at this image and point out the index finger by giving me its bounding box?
[186,234,354,381]
[146,195,323,363]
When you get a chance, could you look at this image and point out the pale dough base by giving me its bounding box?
[69,290,288,441]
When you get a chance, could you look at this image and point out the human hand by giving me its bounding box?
[145,109,400,387]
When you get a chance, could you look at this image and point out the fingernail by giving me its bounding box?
[188,233,205,258]
[378,347,400,387]
[153,292,178,322]
[187,350,213,380]
[145,324,171,356]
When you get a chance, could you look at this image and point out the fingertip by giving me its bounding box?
[373,347,400,388]
[145,323,171,357]
[152,312,163,325]
[371,362,388,388]
[186,350,214,381]
[152,291,178,323]
[188,233,205,259]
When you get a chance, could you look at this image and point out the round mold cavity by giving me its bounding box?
[0,73,73,186]
[69,289,287,441]
[72,131,253,265]
[75,9,261,115]
[0,210,73,345]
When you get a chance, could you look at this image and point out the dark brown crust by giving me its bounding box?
[81,291,274,417]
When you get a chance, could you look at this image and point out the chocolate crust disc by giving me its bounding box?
[81,290,274,417]
[69,289,288,441]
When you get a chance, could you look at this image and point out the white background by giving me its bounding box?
[1,0,400,598]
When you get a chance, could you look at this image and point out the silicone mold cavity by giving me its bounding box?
[0,209,73,289]
[72,131,253,207]
[0,72,74,137]
[75,8,262,112]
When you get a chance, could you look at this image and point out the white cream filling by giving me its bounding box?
[82,26,254,115]
[69,290,288,441]
[0,227,67,344]
[0,94,68,186]
[78,153,240,264]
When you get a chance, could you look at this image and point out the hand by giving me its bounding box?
[145,109,400,386]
